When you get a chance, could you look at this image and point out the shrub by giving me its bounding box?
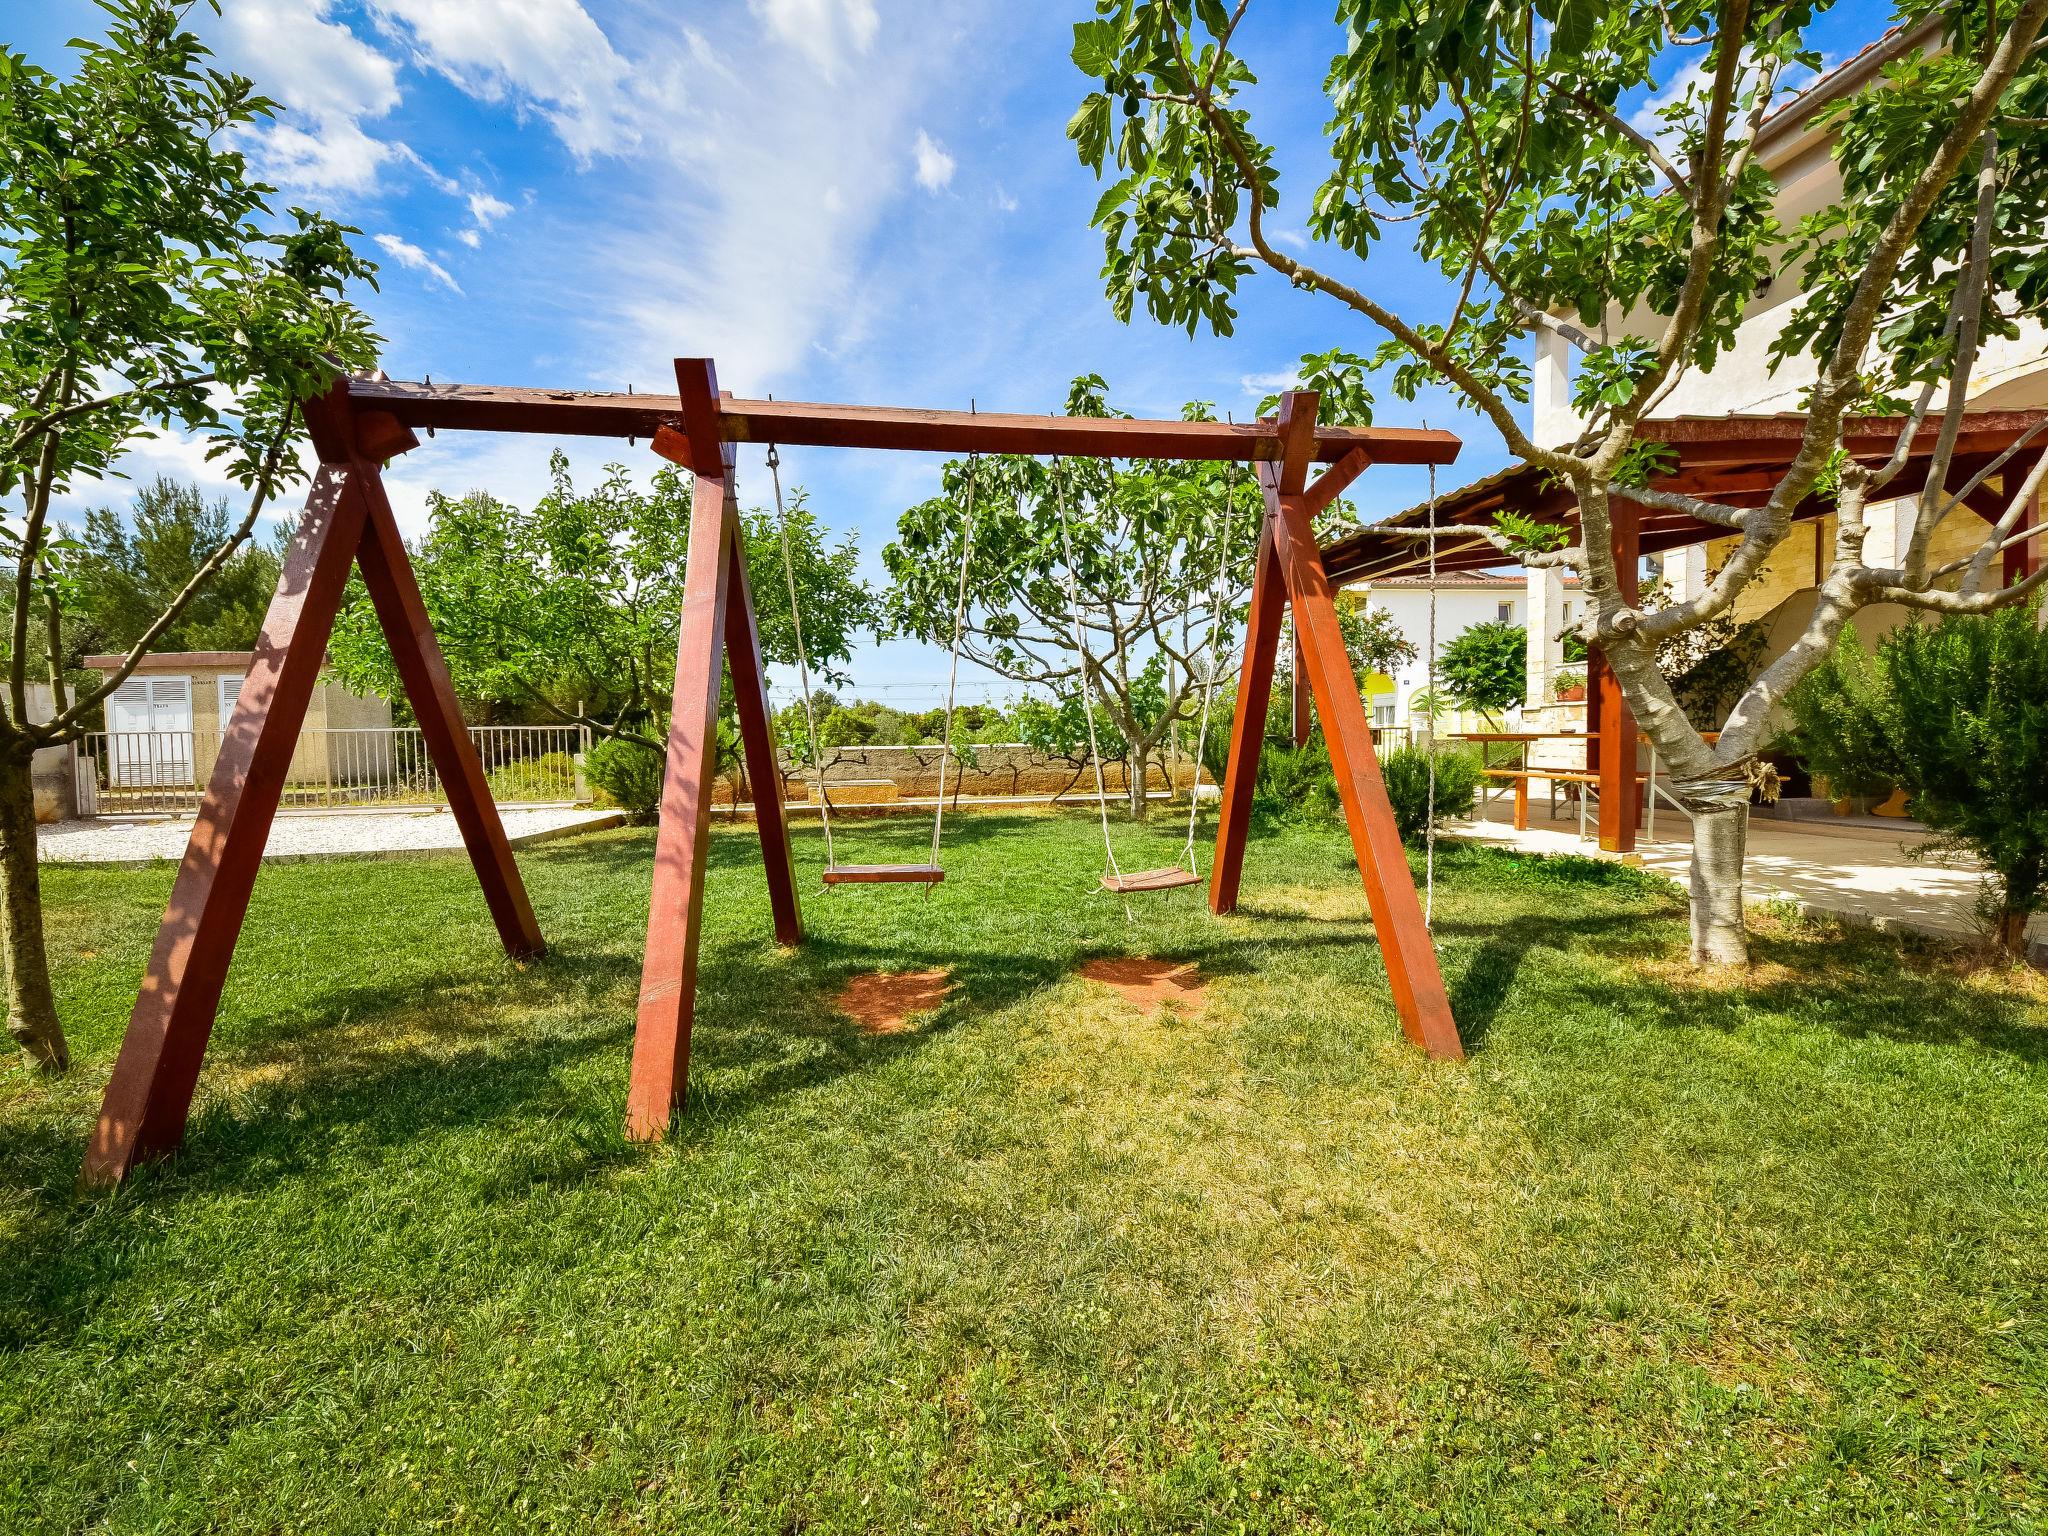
[1788,608,2048,958]
[486,751,577,805]
[585,736,665,823]
[1379,745,1483,844]
[1781,636,1895,806]
[1254,734,1342,822]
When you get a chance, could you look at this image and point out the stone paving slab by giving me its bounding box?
[39,806,625,867]
[1449,801,2047,963]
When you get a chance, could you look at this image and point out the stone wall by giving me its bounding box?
[710,744,1208,807]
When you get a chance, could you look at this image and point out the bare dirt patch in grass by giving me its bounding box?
[835,969,955,1034]
[1077,956,1209,1015]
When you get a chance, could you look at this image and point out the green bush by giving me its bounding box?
[1379,745,1483,844]
[585,736,665,823]
[1254,733,1342,822]
[1436,620,1526,724]
[1786,607,2048,957]
[485,751,577,805]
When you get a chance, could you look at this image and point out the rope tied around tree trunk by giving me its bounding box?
[1667,754,1782,815]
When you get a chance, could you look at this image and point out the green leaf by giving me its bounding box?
[1071,19,1120,78]
[1091,176,1137,227]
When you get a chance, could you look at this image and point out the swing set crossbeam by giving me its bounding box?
[344,376,1461,466]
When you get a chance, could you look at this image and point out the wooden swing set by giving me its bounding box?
[79,357,1467,1189]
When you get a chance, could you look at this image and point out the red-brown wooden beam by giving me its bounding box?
[352,460,546,960]
[82,381,550,1188]
[80,456,370,1187]
[1594,504,1642,854]
[627,359,756,1140]
[1290,626,1312,746]
[1259,396,1463,1060]
[346,376,1461,465]
[723,522,802,946]
[1209,519,1286,916]
[2011,494,2040,584]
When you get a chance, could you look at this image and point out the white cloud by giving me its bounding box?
[751,0,880,78]
[374,233,462,293]
[912,130,955,192]
[206,0,407,192]
[993,186,1019,213]
[367,0,645,160]
[1240,370,1299,395]
[590,1,972,392]
[254,119,398,194]
[467,188,514,229]
[455,228,483,249]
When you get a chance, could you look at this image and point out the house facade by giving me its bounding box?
[85,650,393,792]
[1523,20,2041,729]
[1352,574,1554,733]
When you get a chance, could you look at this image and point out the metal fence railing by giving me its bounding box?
[75,725,589,817]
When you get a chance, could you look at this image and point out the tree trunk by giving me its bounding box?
[1126,757,1147,819]
[1688,803,1750,966]
[0,746,68,1071]
[1999,908,2031,961]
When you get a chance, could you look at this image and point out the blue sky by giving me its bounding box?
[24,0,1892,705]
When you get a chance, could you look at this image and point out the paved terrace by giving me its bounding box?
[39,806,623,867]
[1451,799,2047,962]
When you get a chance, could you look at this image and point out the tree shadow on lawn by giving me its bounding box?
[1560,924,2048,1062]
[0,912,1253,1342]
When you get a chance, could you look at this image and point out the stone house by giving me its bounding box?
[84,650,393,792]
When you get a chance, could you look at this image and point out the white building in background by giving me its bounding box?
[1352,574,1570,733]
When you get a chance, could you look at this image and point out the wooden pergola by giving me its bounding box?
[80,358,1467,1188]
[1321,410,2047,856]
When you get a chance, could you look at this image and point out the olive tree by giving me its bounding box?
[1071,0,2048,962]
[0,1,378,1069]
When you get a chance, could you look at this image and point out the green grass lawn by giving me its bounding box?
[2,810,2044,1533]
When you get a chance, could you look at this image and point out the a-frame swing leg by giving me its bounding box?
[1209,518,1286,915]
[354,454,547,953]
[81,381,546,1189]
[626,358,802,1140]
[1215,392,1463,1061]
[724,528,803,947]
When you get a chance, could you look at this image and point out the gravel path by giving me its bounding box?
[39,806,624,866]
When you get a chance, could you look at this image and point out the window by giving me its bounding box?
[1372,700,1396,728]
[217,673,246,720]
[104,675,194,787]
[1497,600,1515,622]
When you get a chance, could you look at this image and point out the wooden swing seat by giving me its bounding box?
[822,864,947,886]
[1100,866,1202,894]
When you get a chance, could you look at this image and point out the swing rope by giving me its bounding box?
[767,444,835,868]
[1423,451,1440,929]
[1178,451,1240,873]
[770,439,980,885]
[1052,457,1124,886]
[928,448,982,867]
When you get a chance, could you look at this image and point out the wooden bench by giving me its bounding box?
[1483,767,1648,833]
